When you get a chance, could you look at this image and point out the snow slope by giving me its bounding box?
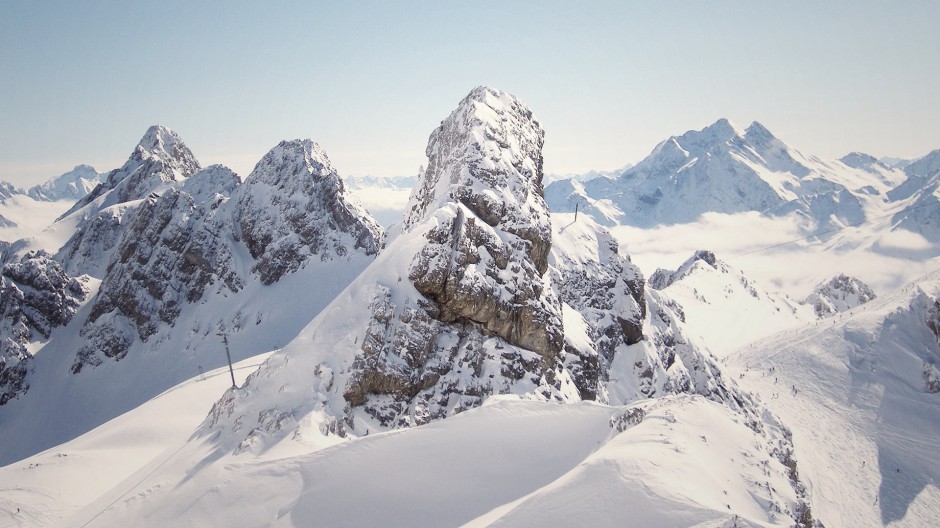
[648,250,816,356]
[0,352,271,527]
[55,396,809,528]
[729,270,940,527]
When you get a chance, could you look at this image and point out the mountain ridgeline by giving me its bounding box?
[0,124,384,463]
[543,118,923,234]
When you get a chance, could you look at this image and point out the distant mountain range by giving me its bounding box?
[545,119,939,241]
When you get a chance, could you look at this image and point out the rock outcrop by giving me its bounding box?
[803,273,877,318]
[0,248,87,403]
[236,140,382,285]
[72,167,243,372]
[202,87,762,456]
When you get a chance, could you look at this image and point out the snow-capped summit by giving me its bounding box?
[59,125,201,222]
[545,119,886,230]
[236,139,383,284]
[131,125,200,180]
[840,152,890,171]
[26,164,102,202]
[803,273,877,318]
[403,85,547,236]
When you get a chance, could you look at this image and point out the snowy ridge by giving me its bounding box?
[545,119,907,230]
[648,250,815,355]
[731,268,940,527]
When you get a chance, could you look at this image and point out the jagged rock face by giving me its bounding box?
[57,126,203,277]
[803,273,877,318]
[405,86,561,358]
[56,204,133,278]
[341,285,575,432]
[236,140,383,285]
[72,168,243,372]
[0,250,87,403]
[549,217,646,399]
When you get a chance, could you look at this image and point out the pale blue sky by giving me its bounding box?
[2,1,938,186]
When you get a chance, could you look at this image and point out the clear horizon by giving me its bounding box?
[2,1,939,187]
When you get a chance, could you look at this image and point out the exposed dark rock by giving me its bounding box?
[0,250,88,402]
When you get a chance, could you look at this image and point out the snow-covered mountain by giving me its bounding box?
[6,88,939,527]
[803,273,877,318]
[730,268,940,527]
[887,150,940,241]
[545,119,906,229]
[11,87,819,528]
[543,164,632,185]
[0,125,384,464]
[26,164,102,202]
[648,250,816,356]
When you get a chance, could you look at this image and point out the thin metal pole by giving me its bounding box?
[217,332,237,388]
[574,201,579,222]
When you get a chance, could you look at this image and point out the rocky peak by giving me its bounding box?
[236,139,383,285]
[402,86,549,268]
[803,273,877,318]
[649,249,722,290]
[405,86,559,353]
[59,125,201,221]
[130,125,201,178]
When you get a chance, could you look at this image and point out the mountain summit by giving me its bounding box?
[545,118,881,229]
